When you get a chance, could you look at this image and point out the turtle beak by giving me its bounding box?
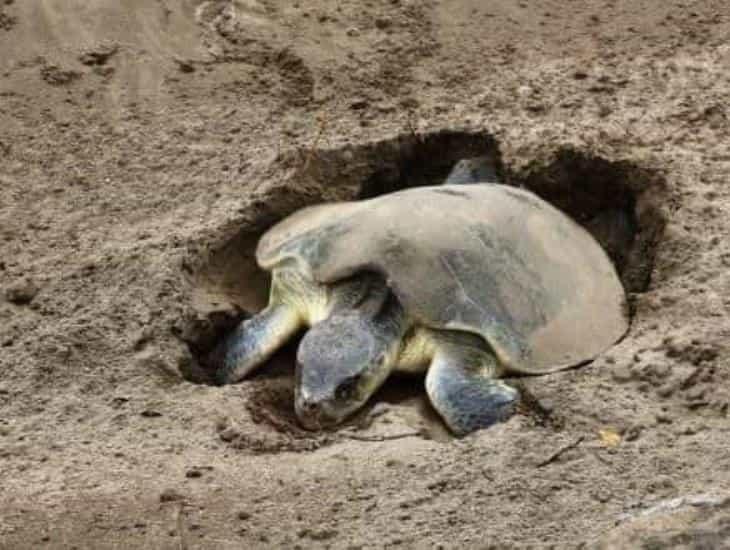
[294,383,342,431]
[295,397,343,431]
[294,376,325,430]
[296,399,324,431]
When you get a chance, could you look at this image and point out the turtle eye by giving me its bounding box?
[335,375,360,401]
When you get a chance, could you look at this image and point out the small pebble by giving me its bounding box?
[349,99,368,110]
[159,488,186,503]
[219,426,240,442]
[4,279,39,304]
[175,59,195,73]
[374,18,390,29]
[611,365,633,383]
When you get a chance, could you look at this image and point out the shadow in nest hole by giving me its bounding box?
[183,130,668,440]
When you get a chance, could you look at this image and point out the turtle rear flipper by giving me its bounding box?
[443,156,499,185]
[425,332,519,436]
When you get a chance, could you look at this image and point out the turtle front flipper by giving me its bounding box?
[425,332,519,436]
[208,304,302,385]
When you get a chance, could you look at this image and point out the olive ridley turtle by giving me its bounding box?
[208,160,627,435]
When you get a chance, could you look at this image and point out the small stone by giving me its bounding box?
[159,488,185,503]
[679,423,699,435]
[40,65,81,86]
[591,488,612,503]
[517,85,533,97]
[237,511,251,520]
[652,363,672,379]
[399,97,419,109]
[140,409,162,418]
[219,426,240,442]
[525,101,546,113]
[132,328,153,351]
[78,44,118,66]
[624,424,643,441]
[174,58,196,73]
[685,386,706,401]
[299,528,338,541]
[611,365,633,383]
[349,98,368,110]
[656,382,677,398]
[214,415,230,432]
[5,279,38,304]
[185,468,203,478]
[93,66,115,78]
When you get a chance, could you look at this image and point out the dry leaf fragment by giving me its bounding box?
[599,428,621,448]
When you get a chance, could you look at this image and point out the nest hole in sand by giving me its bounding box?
[181,129,667,437]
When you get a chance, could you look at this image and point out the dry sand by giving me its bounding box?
[1,1,730,548]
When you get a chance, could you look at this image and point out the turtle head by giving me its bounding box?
[295,313,395,430]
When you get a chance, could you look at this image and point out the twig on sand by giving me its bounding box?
[301,110,330,171]
[536,436,585,468]
[342,430,423,442]
[176,502,189,550]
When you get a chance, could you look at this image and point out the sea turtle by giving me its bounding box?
[208,159,628,435]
